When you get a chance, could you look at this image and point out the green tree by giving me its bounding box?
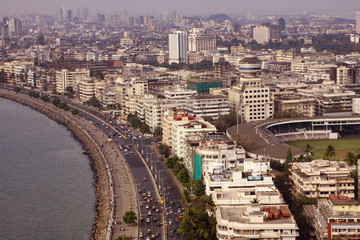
[345,151,357,166]
[181,189,193,205]
[71,109,79,115]
[193,179,205,197]
[154,127,162,137]
[84,97,101,108]
[52,98,61,106]
[304,144,314,156]
[114,234,132,240]
[286,147,293,162]
[122,210,136,224]
[0,69,7,84]
[139,123,150,133]
[179,208,216,240]
[14,86,21,92]
[158,144,170,158]
[165,156,178,169]
[40,94,50,102]
[177,168,190,184]
[324,144,336,160]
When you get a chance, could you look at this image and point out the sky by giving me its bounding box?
[1,0,360,17]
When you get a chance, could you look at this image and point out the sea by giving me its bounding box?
[0,97,96,240]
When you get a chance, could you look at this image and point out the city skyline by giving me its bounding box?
[1,0,360,17]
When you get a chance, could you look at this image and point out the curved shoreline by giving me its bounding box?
[0,90,111,240]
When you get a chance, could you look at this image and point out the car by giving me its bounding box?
[148,191,151,196]
[151,235,155,239]
[155,209,159,213]
[169,209,173,214]
[175,217,179,223]
[146,218,150,223]
[153,217,157,222]
[140,232,144,238]
[148,210,152,216]
[177,208,182,213]
[147,229,151,234]
[142,193,146,197]
[144,196,147,200]
[155,233,160,237]
[152,206,156,210]
[169,231,174,237]
[150,197,154,201]
[170,201,174,206]
[168,219,173,225]
[138,189,142,193]
[140,216,144,222]
[143,177,147,181]
[145,205,149,209]
[146,237,150,240]
[147,198,150,203]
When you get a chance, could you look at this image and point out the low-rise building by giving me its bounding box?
[185,94,229,120]
[289,160,355,199]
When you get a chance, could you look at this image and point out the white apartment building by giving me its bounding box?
[228,78,273,122]
[171,120,216,159]
[76,76,95,102]
[115,77,148,117]
[188,28,216,52]
[55,69,90,93]
[169,31,188,64]
[216,205,299,240]
[289,160,355,199]
[163,88,197,105]
[305,197,360,240]
[204,159,272,195]
[185,94,230,120]
[353,98,360,114]
[253,25,270,45]
[102,86,116,107]
[184,133,245,179]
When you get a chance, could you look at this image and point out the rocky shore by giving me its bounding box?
[0,89,111,240]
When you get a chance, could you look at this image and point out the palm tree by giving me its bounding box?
[181,189,192,205]
[324,144,336,160]
[251,198,260,204]
[345,151,357,166]
[304,144,314,156]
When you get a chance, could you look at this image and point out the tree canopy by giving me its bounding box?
[122,210,136,224]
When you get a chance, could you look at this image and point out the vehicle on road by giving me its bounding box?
[168,219,173,225]
[169,230,174,237]
[143,177,147,181]
[148,210,152,216]
[140,232,144,238]
[145,204,149,209]
[146,218,150,223]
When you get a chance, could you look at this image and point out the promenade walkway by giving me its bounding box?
[67,112,138,239]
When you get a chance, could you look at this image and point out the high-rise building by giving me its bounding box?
[188,28,216,52]
[278,17,286,31]
[357,12,360,33]
[253,25,270,45]
[82,8,89,20]
[1,24,9,40]
[66,9,73,22]
[58,8,64,22]
[169,31,188,64]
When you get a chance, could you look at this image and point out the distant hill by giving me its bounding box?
[208,14,230,22]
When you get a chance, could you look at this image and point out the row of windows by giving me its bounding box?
[245,89,269,93]
[245,95,269,99]
[246,100,269,103]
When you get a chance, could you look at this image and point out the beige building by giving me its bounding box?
[274,97,316,117]
[253,25,270,45]
[55,69,90,93]
[188,28,216,52]
[289,160,355,199]
[228,78,273,122]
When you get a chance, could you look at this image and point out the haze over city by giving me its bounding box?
[1,0,360,16]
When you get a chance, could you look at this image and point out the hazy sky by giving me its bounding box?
[1,0,360,17]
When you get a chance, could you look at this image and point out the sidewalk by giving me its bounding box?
[67,112,138,239]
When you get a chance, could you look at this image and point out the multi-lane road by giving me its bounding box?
[1,85,185,239]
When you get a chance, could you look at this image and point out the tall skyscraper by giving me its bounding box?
[278,17,286,31]
[356,12,360,33]
[169,31,188,65]
[253,25,270,45]
[66,9,73,22]
[82,8,89,20]
[58,8,64,22]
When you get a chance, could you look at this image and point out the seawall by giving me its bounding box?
[0,89,111,240]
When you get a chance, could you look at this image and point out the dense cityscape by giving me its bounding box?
[3,4,360,240]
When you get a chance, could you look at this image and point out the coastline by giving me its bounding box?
[0,89,111,240]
